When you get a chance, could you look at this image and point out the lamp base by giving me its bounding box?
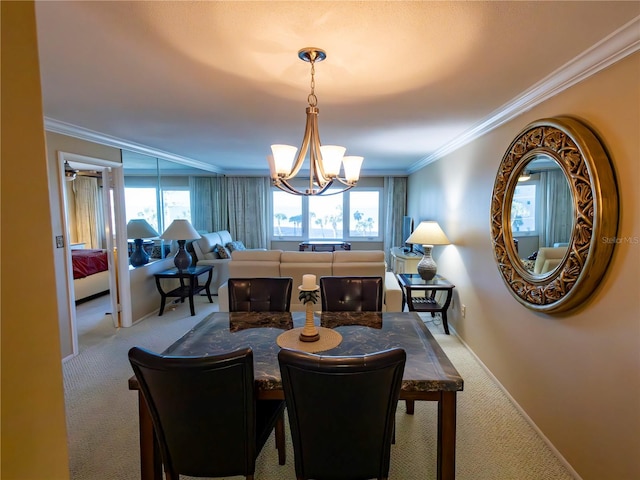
[417,245,437,281]
[130,239,150,267]
[173,240,192,271]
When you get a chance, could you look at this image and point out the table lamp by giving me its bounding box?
[160,219,201,271]
[126,219,159,267]
[405,221,450,281]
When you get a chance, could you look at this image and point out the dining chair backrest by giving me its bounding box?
[228,277,293,312]
[128,346,285,480]
[320,276,383,312]
[278,347,406,480]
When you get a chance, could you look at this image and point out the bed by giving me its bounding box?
[72,249,110,302]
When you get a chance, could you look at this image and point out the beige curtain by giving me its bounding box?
[73,176,100,249]
[383,177,408,267]
[189,176,228,233]
[227,177,270,249]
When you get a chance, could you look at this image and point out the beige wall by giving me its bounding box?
[1,2,70,478]
[407,52,640,479]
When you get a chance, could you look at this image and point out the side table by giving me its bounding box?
[396,273,455,334]
[154,265,213,316]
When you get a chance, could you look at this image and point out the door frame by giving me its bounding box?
[58,152,132,356]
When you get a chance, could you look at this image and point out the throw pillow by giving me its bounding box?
[226,241,246,252]
[215,244,231,259]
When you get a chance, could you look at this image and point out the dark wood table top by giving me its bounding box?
[141,311,463,394]
[154,265,212,277]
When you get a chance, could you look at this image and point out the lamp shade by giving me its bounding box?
[406,221,450,246]
[160,219,201,241]
[126,219,159,239]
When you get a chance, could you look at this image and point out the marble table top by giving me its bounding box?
[162,311,463,394]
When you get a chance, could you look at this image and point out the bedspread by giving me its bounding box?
[72,249,108,279]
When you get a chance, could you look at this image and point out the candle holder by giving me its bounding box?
[298,285,320,342]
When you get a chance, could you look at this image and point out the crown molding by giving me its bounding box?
[408,16,640,174]
[44,118,224,174]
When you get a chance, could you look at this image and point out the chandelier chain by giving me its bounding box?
[307,58,317,107]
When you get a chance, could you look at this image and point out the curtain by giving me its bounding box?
[189,176,229,233]
[383,177,407,267]
[544,169,572,246]
[73,176,100,249]
[227,177,270,249]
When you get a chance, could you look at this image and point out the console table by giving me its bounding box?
[299,241,351,252]
[390,246,421,274]
[396,273,455,334]
[154,265,213,316]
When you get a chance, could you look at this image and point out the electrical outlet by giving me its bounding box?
[461,304,467,318]
[55,235,65,248]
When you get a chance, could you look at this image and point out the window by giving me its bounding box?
[511,183,537,234]
[125,187,159,231]
[349,191,379,237]
[124,187,191,233]
[273,192,303,237]
[309,192,343,239]
[162,189,191,228]
[272,188,382,241]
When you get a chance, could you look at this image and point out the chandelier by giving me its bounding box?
[268,48,363,196]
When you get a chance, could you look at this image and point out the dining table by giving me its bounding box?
[128,310,464,480]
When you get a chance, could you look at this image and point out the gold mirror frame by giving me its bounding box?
[490,116,618,313]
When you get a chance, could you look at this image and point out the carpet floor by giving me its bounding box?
[63,295,576,479]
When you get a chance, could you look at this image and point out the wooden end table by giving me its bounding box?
[396,273,455,334]
[154,265,213,316]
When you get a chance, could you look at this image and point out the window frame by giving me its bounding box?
[270,187,383,242]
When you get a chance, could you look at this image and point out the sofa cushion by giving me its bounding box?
[194,232,223,256]
[215,244,231,259]
[332,250,386,278]
[534,246,567,274]
[280,252,333,306]
[218,230,233,246]
[226,240,246,252]
[229,249,283,277]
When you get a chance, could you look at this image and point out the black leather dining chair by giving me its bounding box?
[278,347,406,480]
[319,276,383,312]
[228,277,293,312]
[128,346,286,480]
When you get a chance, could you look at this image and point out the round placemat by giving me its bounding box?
[277,327,343,353]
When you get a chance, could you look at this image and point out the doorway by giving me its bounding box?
[58,152,131,356]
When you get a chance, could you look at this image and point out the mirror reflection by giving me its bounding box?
[510,156,573,276]
[122,151,217,266]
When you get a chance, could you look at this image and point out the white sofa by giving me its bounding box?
[192,230,235,294]
[534,246,568,275]
[218,250,403,312]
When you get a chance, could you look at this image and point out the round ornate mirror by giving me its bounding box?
[490,116,618,313]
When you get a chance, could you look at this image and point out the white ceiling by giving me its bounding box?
[35,1,639,176]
